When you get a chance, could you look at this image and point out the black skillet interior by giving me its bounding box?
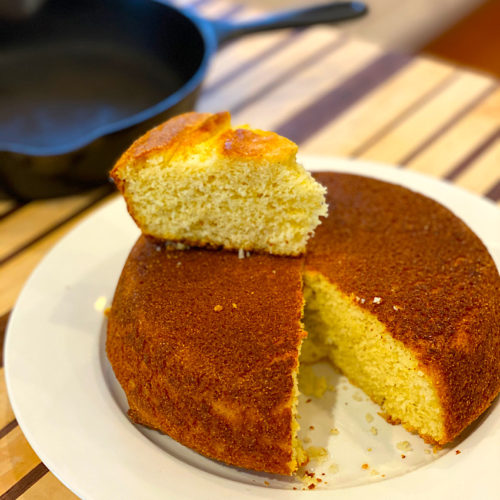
[0,0,207,156]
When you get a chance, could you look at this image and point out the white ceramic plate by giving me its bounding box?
[5,157,500,500]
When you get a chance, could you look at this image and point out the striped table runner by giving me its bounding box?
[1,0,499,497]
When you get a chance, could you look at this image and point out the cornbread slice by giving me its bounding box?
[110,111,327,256]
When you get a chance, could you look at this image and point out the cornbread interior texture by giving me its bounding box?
[107,172,500,476]
[301,272,444,442]
[110,111,327,256]
[306,172,500,445]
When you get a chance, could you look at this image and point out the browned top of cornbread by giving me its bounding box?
[110,112,226,191]
[107,236,305,475]
[110,111,298,193]
[306,172,500,442]
[218,127,297,161]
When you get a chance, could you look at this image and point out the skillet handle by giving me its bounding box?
[211,1,368,44]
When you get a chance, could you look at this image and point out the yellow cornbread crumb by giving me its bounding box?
[94,296,107,312]
[306,446,328,462]
[328,464,339,474]
[213,305,223,312]
[396,441,412,452]
[298,365,329,398]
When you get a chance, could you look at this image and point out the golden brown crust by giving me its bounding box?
[110,111,230,191]
[107,237,306,475]
[307,172,500,443]
[109,112,298,194]
[219,128,297,161]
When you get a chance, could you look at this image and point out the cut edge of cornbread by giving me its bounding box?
[300,270,446,444]
[110,111,327,256]
[290,357,308,473]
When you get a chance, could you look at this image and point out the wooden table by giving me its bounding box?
[1,0,499,497]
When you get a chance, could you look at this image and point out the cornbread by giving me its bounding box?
[110,111,327,256]
[107,172,500,475]
[106,237,307,475]
[303,172,500,445]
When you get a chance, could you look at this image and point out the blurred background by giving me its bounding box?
[2,0,500,76]
[236,0,500,77]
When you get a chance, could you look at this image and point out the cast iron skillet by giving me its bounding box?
[0,0,367,199]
